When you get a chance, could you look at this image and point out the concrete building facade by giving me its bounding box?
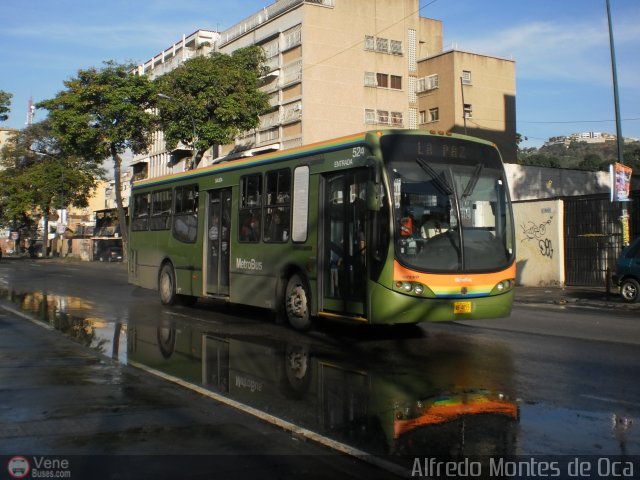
[128,0,516,179]
[130,30,218,181]
[416,50,517,162]
[215,0,442,158]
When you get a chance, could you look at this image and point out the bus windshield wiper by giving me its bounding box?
[416,158,453,196]
[462,163,483,198]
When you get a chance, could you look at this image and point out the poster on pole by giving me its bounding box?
[610,162,632,202]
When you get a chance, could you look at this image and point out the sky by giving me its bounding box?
[0,0,638,149]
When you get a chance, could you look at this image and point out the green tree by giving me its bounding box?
[0,90,12,122]
[578,153,604,171]
[518,153,561,168]
[37,61,158,253]
[156,46,270,168]
[0,120,103,256]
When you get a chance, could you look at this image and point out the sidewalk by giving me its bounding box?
[514,285,640,312]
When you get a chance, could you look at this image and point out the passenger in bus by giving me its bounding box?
[420,211,449,239]
[208,214,219,255]
[329,241,344,297]
[240,213,260,242]
[265,210,283,242]
[400,213,414,237]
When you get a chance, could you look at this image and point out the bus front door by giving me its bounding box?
[206,188,231,296]
[322,170,368,318]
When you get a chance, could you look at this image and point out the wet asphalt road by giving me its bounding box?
[0,258,639,478]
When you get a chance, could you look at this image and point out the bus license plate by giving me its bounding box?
[453,301,472,314]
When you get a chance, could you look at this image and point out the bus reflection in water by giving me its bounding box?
[127,320,519,462]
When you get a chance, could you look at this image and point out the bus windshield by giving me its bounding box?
[381,134,514,273]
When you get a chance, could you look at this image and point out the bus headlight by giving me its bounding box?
[394,281,433,296]
[492,279,514,294]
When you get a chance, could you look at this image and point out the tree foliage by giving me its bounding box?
[518,140,640,171]
[156,46,270,167]
[0,120,104,252]
[37,61,158,251]
[0,90,12,122]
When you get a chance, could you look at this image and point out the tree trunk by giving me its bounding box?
[110,145,129,262]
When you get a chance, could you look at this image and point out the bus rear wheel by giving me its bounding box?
[159,263,178,306]
[285,274,312,331]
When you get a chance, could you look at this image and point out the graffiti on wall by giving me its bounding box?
[521,215,554,259]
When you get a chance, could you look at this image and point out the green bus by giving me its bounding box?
[128,129,516,330]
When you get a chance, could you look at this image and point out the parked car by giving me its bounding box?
[613,237,640,303]
[99,246,123,262]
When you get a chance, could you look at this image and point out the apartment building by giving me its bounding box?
[129,0,516,178]
[216,0,441,158]
[130,30,218,180]
[0,128,17,152]
[416,50,517,162]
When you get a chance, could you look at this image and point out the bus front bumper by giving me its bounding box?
[368,283,514,325]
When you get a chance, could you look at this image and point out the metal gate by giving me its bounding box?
[563,195,627,286]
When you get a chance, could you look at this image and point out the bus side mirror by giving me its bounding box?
[366,181,380,211]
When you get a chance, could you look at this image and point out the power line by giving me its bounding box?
[519,118,640,125]
[466,116,640,126]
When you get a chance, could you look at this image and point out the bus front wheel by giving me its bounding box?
[285,274,312,331]
[159,263,178,306]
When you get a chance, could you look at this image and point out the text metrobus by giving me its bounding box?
[128,129,516,330]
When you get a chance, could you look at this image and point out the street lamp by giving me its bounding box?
[157,93,198,170]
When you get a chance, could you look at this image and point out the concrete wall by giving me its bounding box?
[504,164,616,201]
[513,199,564,286]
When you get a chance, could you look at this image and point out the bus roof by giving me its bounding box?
[131,129,497,190]
[132,131,370,190]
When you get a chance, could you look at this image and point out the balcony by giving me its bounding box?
[137,30,216,79]
[218,0,335,47]
[281,59,302,86]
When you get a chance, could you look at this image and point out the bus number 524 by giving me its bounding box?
[353,146,365,158]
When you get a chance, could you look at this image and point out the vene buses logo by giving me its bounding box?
[7,456,71,479]
[236,257,263,271]
[7,456,30,479]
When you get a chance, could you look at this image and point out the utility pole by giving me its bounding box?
[606,0,624,167]
[605,0,630,246]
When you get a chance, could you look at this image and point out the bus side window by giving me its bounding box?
[292,166,310,243]
[132,193,150,231]
[173,185,199,243]
[239,174,262,243]
[150,189,172,231]
[264,169,291,243]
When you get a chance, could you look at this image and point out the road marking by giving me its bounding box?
[129,360,410,478]
[580,394,640,409]
[0,303,53,330]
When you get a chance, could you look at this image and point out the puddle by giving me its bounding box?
[1,286,638,466]
[127,322,520,467]
[0,289,127,363]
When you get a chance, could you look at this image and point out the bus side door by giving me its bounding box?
[321,170,369,317]
[206,188,232,296]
